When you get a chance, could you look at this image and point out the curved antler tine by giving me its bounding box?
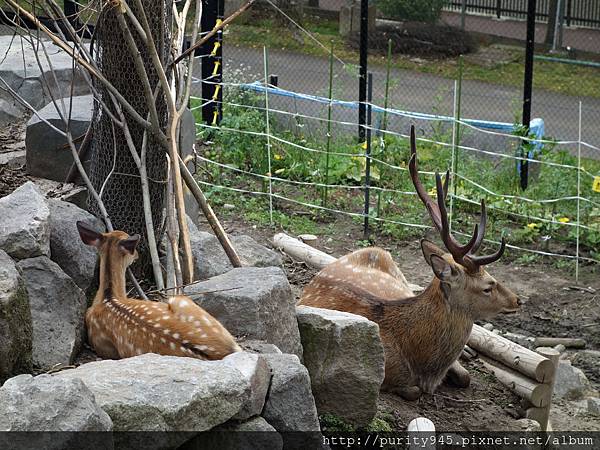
[442,170,450,201]
[469,199,487,254]
[470,237,506,266]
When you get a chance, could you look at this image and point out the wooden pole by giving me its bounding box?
[526,347,560,431]
[480,356,551,407]
[469,324,555,383]
[533,337,585,349]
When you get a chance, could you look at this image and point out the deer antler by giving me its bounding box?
[408,126,505,272]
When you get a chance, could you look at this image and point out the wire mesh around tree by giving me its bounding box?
[88,1,172,277]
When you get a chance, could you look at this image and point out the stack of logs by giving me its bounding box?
[273,233,560,431]
[468,325,560,431]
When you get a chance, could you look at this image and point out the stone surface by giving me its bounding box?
[17,256,87,370]
[0,182,50,260]
[55,353,252,431]
[240,339,283,355]
[261,353,320,433]
[0,374,112,431]
[187,220,282,280]
[516,418,541,432]
[186,417,283,450]
[0,250,32,382]
[48,198,104,291]
[553,360,591,400]
[0,36,88,125]
[588,397,600,416]
[25,95,92,182]
[222,352,271,420]
[296,306,385,426]
[185,267,302,357]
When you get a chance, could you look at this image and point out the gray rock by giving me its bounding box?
[25,95,92,182]
[516,418,541,432]
[0,149,25,168]
[17,256,87,370]
[0,374,112,431]
[0,250,32,382]
[48,199,104,291]
[187,417,283,450]
[0,182,50,260]
[187,221,282,280]
[296,306,385,426]
[222,352,271,420]
[261,353,320,432]
[185,267,302,357]
[54,353,252,431]
[553,360,591,400]
[588,397,600,416]
[0,36,88,125]
[240,339,283,355]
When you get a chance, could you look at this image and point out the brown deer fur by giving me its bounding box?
[77,222,240,360]
[299,126,520,400]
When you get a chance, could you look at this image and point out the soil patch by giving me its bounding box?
[348,22,477,58]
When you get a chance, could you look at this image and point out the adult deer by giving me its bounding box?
[299,126,521,400]
[76,221,240,360]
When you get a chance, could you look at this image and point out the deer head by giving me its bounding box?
[77,221,140,300]
[408,126,521,319]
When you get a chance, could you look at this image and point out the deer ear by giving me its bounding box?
[429,254,459,283]
[119,235,140,255]
[77,221,103,248]
[421,239,445,266]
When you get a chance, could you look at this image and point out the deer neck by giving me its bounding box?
[96,247,128,303]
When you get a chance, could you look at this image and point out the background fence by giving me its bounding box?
[446,0,600,28]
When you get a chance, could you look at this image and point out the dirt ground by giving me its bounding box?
[215,212,600,432]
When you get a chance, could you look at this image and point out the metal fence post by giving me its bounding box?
[201,0,224,126]
[363,73,373,240]
[520,0,537,191]
[358,0,369,140]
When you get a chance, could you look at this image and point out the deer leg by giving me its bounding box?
[445,360,471,388]
[388,385,422,401]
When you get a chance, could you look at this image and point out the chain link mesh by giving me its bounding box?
[88,1,172,277]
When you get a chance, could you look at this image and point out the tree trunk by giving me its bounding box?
[88,1,172,277]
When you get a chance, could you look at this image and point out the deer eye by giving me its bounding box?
[483,286,493,294]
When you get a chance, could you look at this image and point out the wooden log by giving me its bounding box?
[469,324,554,383]
[273,233,424,291]
[533,337,586,349]
[480,356,551,408]
[529,347,560,431]
[273,233,336,269]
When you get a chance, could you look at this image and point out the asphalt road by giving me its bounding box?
[194,46,600,156]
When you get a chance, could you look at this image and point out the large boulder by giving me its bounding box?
[0,36,88,125]
[553,360,592,400]
[48,199,104,291]
[17,256,87,370]
[261,353,320,433]
[54,352,258,432]
[185,417,283,450]
[0,182,50,260]
[0,374,112,431]
[185,267,302,357]
[296,306,385,426]
[0,250,32,382]
[25,95,92,182]
[187,221,282,280]
[223,352,271,420]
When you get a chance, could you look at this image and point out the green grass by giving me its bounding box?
[226,16,600,99]
[193,88,600,266]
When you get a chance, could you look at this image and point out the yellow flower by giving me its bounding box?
[274,168,285,175]
[274,154,283,160]
[527,223,541,230]
[557,217,570,223]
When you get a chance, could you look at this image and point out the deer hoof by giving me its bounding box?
[392,385,422,401]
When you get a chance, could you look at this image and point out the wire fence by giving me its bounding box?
[189,62,600,279]
[187,1,600,279]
